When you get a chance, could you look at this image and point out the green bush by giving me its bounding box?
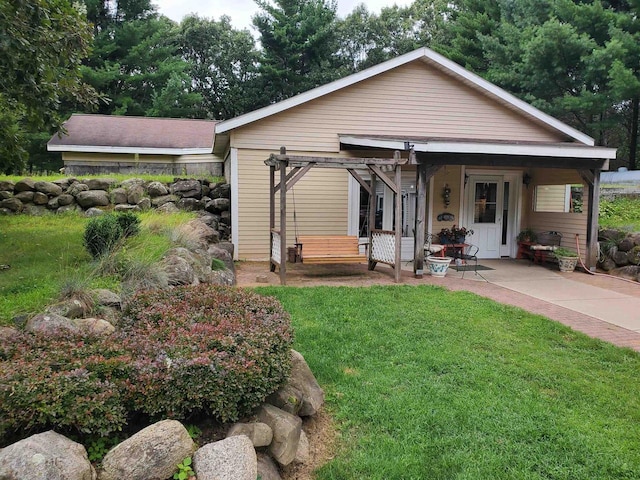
[0,286,293,443]
[83,214,124,259]
[116,212,141,238]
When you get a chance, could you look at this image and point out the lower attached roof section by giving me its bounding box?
[339,135,617,164]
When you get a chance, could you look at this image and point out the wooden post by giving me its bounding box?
[368,174,377,271]
[394,152,402,283]
[279,147,287,285]
[414,158,426,277]
[269,164,276,272]
[586,168,600,270]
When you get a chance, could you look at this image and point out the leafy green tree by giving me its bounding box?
[335,1,451,74]
[178,15,262,119]
[253,0,340,102]
[80,0,201,118]
[0,0,98,173]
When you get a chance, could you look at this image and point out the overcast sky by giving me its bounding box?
[153,0,413,31]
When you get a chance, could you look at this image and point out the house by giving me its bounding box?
[213,47,615,279]
[48,115,222,176]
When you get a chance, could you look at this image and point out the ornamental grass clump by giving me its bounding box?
[0,286,293,444]
[121,285,294,421]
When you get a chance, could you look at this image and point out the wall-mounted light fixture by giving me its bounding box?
[443,184,451,207]
[523,173,532,188]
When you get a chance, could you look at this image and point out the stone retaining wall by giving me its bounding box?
[0,177,231,240]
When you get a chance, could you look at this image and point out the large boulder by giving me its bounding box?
[84,207,106,217]
[610,265,640,281]
[14,178,35,192]
[0,190,13,200]
[0,430,95,480]
[177,197,203,211]
[205,197,230,214]
[294,430,310,465]
[0,179,15,191]
[120,178,146,189]
[162,254,197,286]
[85,178,116,190]
[14,191,34,202]
[257,404,302,466]
[93,289,121,309]
[67,183,89,196]
[33,192,49,205]
[99,420,195,480]
[126,184,145,205]
[75,318,116,337]
[209,183,231,199]
[25,313,80,335]
[193,436,256,480]
[34,181,63,196]
[76,190,110,208]
[45,298,90,319]
[110,188,128,205]
[266,383,305,416]
[0,197,23,212]
[151,194,179,207]
[227,422,273,447]
[156,202,180,214]
[57,193,75,206]
[147,181,168,197]
[287,349,325,417]
[136,197,151,211]
[257,454,283,480]
[171,179,202,199]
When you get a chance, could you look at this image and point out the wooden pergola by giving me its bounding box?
[265,147,426,285]
[266,145,606,285]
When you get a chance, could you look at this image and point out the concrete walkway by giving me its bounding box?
[237,259,640,352]
[427,259,640,351]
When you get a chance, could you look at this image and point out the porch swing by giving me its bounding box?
[265,147,412,284]
[290,185,368,265]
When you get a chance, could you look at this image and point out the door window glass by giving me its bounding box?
[474,182,497,223]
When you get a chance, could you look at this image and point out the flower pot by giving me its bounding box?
[426,256,453,277]
[556,255,578,272]
[439,234,453,244]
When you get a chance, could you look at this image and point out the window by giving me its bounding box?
[534,184,583,213]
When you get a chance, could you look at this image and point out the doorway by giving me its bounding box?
[464,173,518,259]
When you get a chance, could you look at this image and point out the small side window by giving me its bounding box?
[534,185,583,213]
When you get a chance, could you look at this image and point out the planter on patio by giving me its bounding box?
[554,248,579,272]
[426,256,453,277]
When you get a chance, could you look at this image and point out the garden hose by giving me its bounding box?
[574,233,638,285]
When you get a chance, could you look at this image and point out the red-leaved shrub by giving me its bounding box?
[0,286,293,444]
[120,285,293,421]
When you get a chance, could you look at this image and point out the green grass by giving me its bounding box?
[1,173,224,184]
[599,197,640,232]
[0,211,195,324]
[257,286,640,480]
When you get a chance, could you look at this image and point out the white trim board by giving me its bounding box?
[48,145,214,155]
[339,136,616,160]
[215,47,595,146]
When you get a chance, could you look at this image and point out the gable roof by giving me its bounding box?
[214,47,594,147]
[48,114,217,155]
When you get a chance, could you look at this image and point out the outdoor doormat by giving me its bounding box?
[451,265,494,272]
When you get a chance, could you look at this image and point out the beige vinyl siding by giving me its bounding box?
[237,149,349,260]
[232,61,566,152]
[430,166,463,235]
[524,169,588,253]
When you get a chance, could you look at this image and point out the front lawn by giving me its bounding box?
[259,286,640,479]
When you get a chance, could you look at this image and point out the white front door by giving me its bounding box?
[465,175,504,259]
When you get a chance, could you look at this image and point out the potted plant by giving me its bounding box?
[553,247,579,272]
[517,228,537,243]
[439,225,474,244]
[426,255,453,277]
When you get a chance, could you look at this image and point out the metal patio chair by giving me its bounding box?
[456,244,481,279]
